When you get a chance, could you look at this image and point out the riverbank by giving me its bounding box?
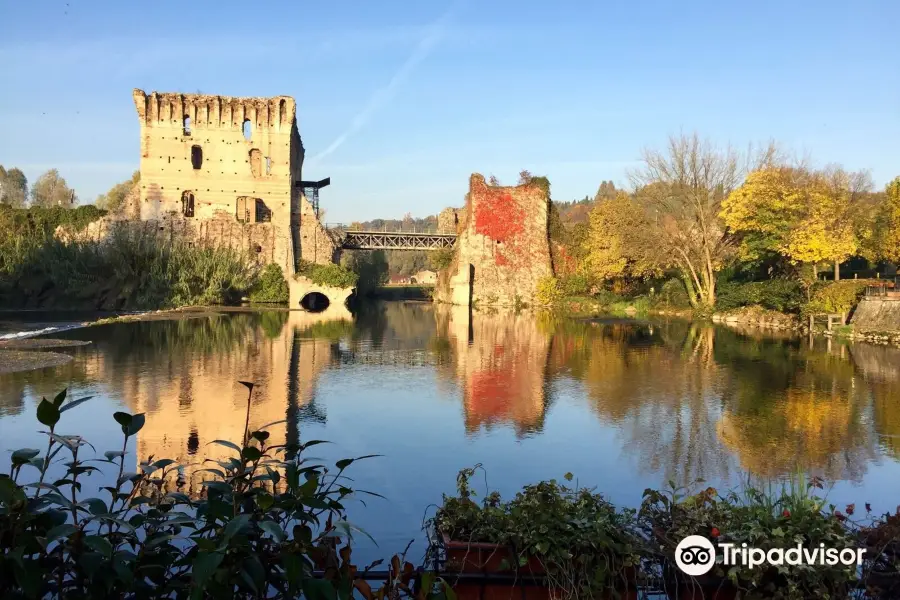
[554,294,900,347]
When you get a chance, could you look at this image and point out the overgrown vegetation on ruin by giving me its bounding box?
[248,263,290,304]
[297,260,359,289]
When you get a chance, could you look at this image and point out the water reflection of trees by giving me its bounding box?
[545,318,887,486]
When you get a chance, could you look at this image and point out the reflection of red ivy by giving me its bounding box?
[468,369,514,419]
[474,191,524,242]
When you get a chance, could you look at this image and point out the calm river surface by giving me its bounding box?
[2,302,900,564]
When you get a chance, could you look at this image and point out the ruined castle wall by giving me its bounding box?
[132,89,336,273]
[59,216,284,268]
[435,174,553,307]
[133,90,295,222]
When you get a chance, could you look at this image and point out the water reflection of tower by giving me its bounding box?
[129,308,349,496]
[438,305,551,437]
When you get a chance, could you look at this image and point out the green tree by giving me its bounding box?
[96,170,140,213]
[30,169,77,208]
[342,250,389,294]
[0,165,28,208]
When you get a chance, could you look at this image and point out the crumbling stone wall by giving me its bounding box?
[56,215,283,267]
[438,207,461,234]
[132,89,336,274]
[435,174,553,307]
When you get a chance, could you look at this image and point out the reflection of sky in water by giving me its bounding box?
[2,304,900,565]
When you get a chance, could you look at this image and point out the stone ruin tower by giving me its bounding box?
[132,89,336,277]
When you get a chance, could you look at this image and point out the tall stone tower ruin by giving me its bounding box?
[132,89,335,275]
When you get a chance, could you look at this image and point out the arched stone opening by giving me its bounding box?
[300,291,330,312]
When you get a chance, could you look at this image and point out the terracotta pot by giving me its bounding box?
[442,534,544,574]
[442,535,639,600]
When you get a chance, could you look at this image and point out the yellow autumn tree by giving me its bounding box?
[878,177,900,263]
[721,167,859,277]
[582,191,659,280]
[720,167,806,262]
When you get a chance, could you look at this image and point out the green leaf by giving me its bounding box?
[335,454,381,470]
[37,399,60,427]
[113,411,132,427]
[326,519,378,546]
[46,523,78,544]
[258,419,287,431]
[84,535,113,556]
[259,519,285,541]
[241,555,265,593]
[242,446,262,462]
[11,448,40,465]
[302,578,338,600]
[257,492,274,510]
[126,413,146,436]
[209,439,242,454]
[81,497,108,515]
[151,458,176,470]
[201,481,232,495]
[105,450,126,460]
[301,440,331,451]
[146,533,180,548]
[192,551,224,587]
[251,430,270,442]
[0,477,26,506]
[166,492,192,505]
[52,389,67,408]
[223,514,252,540]
[59,396,94,413]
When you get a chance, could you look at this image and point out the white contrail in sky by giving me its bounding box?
[308,4,458,164]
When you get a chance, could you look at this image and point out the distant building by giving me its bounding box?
[411,269,437,285]
[388,274,411,285]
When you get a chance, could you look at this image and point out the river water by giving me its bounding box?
[1,302,899,564]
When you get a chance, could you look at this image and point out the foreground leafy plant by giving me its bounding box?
[0,383,383,599]
[639,476,860,599]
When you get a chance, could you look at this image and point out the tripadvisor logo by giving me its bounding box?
[675,535,865,576]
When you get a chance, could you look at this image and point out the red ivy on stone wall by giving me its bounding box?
[474,191,524,242]
[473,189,527,267]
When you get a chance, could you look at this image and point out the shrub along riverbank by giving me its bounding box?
[2,385,899,599]
[540,273,900,343]
[0,206,295,310]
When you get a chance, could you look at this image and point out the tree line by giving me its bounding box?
[0,164,140,211]
[544,133,899,310]
[0,165,79,208]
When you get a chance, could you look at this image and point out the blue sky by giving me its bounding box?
[0,0,897,222]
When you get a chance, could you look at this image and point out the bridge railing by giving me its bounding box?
[326,222,445,234]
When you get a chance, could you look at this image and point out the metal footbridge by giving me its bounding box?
[325,224,456,251]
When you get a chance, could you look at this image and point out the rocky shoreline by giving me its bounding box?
[707,305,900,346]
